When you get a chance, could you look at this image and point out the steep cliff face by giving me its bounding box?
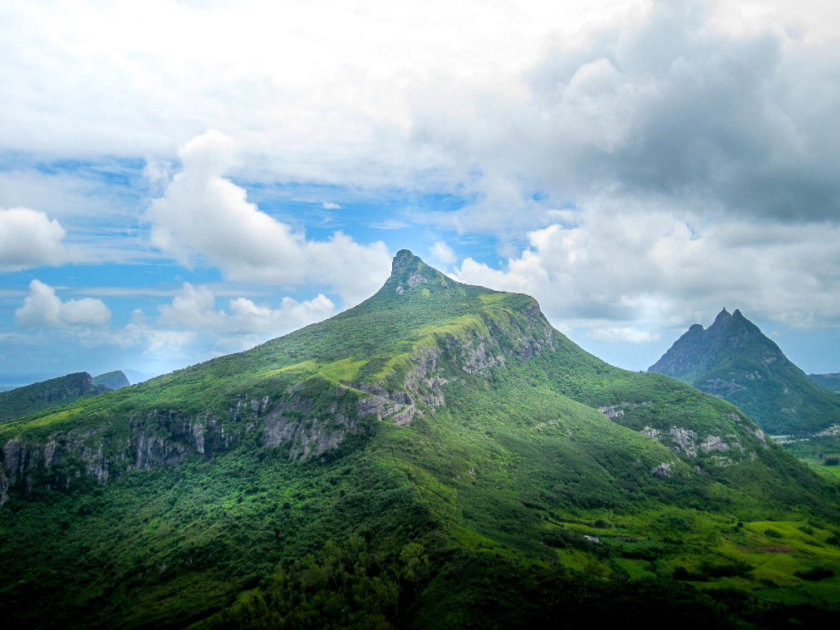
[0,387,362,504]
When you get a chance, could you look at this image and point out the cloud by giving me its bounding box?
[157,282,336,336]
[455,201,840,331]
[322,202,341,210]
[429,241,457,266]
[4,1,839,227]
[587,327,660,344]
[0,208,70,271]
[147,130,391,305]
[411,0,840,228]
[15,280,111,328]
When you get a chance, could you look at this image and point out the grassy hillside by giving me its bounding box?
[1,252,839,628]
[0,372,110,424]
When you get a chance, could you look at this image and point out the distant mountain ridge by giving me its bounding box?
[811,373,840,393]
[649,308,840,434]
[0,370,129,424]
[91,370,130,390]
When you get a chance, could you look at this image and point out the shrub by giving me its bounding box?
[795,567,834,581]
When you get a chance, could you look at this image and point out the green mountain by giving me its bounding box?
[1,252,839,628]
[649,308,840,435]
[811,373,840,393]
[92,370,131,390]
[0,370,130,425]
[0,372,110,424]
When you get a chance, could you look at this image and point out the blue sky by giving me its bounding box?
[2,0,840,386]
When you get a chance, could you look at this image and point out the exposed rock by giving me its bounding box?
[407,271,428,288]
[699,435,730,453]
[599,407,624,420]
[640,426,660,439]
[599,401,653,421]
[815,424,840,438]
[669,426,698,457]
[651,462,672,478]
[0,467,8,507]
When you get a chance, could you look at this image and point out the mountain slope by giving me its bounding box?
[811,373,840,393]
[1,252,839,628]
[0,372,113,424]
[650,308,840,435]
[92,370,130,390]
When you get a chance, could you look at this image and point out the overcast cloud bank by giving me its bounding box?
[0,0,839,375]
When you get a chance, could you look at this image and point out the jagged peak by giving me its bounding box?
[713,307,731,324]
[383,249,455,295]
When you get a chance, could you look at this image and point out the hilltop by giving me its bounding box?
[650,308,840,435]
[0,370,129,424]
[1,253,838,628]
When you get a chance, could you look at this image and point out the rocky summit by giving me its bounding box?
[650,308,840,435]
[1,253,839,629]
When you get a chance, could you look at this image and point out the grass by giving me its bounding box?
[2,252,839,628]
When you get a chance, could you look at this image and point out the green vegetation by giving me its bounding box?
[784,436,840,481]
[650,308,840,435]
[92,370,130,390]
[810,373,840,393]
[0,371,110,424]
[1,251,839,628]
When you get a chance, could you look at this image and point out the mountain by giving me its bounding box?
[1,252,839,628]
[811,373,840,393]
[649,308,840,435]
[0,372,111,424]
[92,370,131,390]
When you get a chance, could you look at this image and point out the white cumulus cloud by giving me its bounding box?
[147,130,391,305]
[0,208,70,271]
[157,282,336,336]
[429,241,457,266]
[16,280,111,328]
[455,201,840,333]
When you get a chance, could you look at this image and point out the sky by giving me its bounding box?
[1,0,840,386]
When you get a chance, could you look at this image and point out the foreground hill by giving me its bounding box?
[1,252,838,628]
[0,370,129,424]
[649,309,840,435]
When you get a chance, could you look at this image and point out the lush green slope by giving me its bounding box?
[649,309,840,435]
[0,371,111,424]
[811,373,840,393]
[92,370,130,390]
[1,252,839,628]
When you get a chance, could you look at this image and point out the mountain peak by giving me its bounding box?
[650,308,840,434]
[383,249,454,296]
[390,249,423,277]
